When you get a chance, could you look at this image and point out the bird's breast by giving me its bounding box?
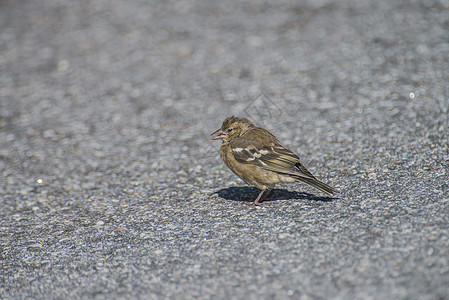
[220,144,280,190]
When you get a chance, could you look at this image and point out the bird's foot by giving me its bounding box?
[245,199,264,206]
[245,200,264,206]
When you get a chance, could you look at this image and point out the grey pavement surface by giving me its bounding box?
[1,0,449,298]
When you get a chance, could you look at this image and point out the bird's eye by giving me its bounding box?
[227,128,233,132]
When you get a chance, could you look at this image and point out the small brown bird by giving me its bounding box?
[211,116,337,206]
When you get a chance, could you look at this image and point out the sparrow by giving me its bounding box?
[211,116,337,206]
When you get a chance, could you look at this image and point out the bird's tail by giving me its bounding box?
[291,174,338,196]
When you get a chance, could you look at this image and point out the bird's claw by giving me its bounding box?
[245,201,264,207]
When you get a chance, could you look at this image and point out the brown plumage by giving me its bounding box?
[211,116,337,206]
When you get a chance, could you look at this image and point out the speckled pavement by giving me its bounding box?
[1,0,448,298]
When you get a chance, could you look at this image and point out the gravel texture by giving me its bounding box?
[1,0,448,299]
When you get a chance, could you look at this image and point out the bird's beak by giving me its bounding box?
[211,128,227,140]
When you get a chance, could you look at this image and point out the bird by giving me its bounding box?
[211,116,337,206]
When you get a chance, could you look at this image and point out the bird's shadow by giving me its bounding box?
[212,186,336,204]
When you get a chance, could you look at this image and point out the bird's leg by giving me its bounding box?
[247,189,269,206]
[253,190,265,206]
[264,189,274,200]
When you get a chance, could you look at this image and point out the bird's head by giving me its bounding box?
[211,116,254,142]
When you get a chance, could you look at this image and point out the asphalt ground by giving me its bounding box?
[1,0,448,298]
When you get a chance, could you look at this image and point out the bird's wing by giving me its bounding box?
[229,138,316,180]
